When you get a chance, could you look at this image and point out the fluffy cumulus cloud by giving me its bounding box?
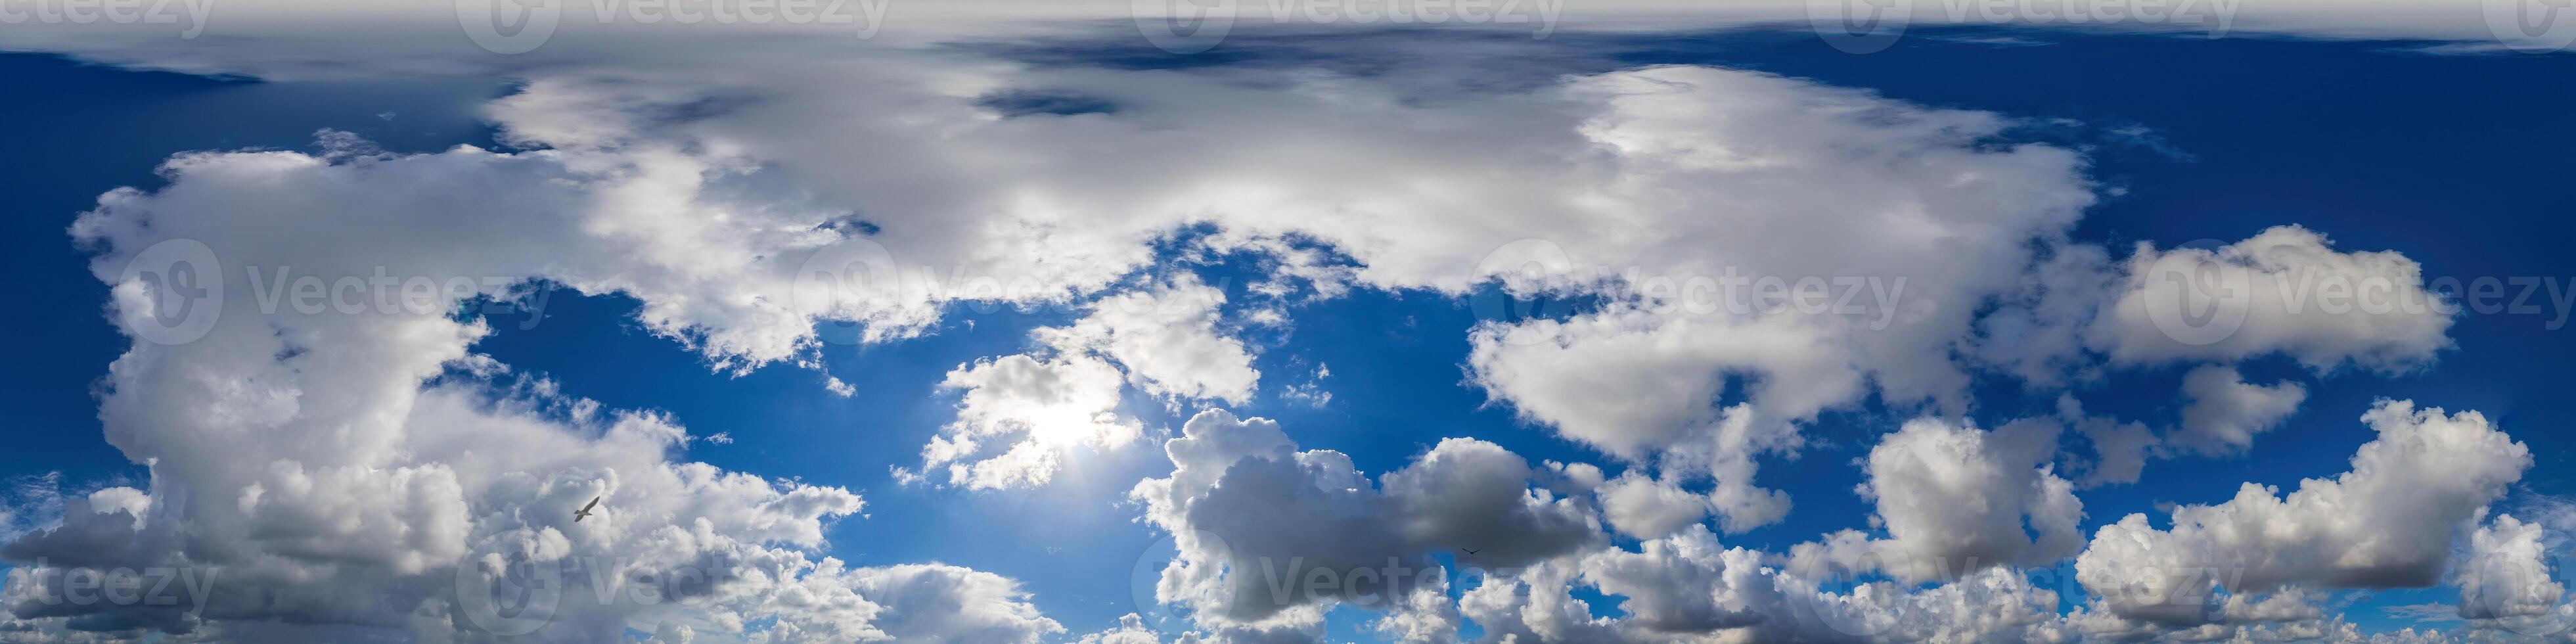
[24,139,920,638]
[1596,473,1712,540]
[1460,66,2097,533]
[2056,394,2160,489]
[2046,365,2309,490]
[2075,400,2532,626]
[908,354,1140,490]
[1131,410,1598,635]
[1427,401,2548,643]
[2171,365,2309,455]
[903,276,1257,489]
[1457,524,2077,643]
[2445,510,2576,638]
[1796,417,2085,585]
[2086,225,2456,373]
[2454,515,2564,621]
[1044,277,1261,405]
[833,564,1064,643]
[1073,612,1166,644]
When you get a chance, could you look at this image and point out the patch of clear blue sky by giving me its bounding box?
[4,26,2573,639]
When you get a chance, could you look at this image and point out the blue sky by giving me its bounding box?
[6,7,2576,643]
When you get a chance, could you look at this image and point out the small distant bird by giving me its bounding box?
[574,495,601,522]
[1460,548,1481,555]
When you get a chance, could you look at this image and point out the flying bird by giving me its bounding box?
[1460,548,1480,555]
[574,495,600,522]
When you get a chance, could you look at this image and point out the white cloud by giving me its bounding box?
[1075,613,1166,644]
[1043,277,1259,405]
[2088,225,2455,373]
[2452,513,2574,635]
[1464,524,2075,643]
[1453,66,2094,534]
[839,564,1066,643]
[2058,394,2159,488]
[12,135,1057,636]
[907,277,1258,490]
[1793,416,2084,585]
[1595,473,1709,540]
[911,353,1142,490]
[2074,400,2532,625]
[2172,365,2308,455]
[1131,410,1598,632]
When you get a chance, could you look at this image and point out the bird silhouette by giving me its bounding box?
[574,495,600,522]
[1460,548,1480,555]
